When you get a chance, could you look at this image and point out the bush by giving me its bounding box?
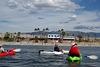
[44,38,48,43]
[34,36,39,42]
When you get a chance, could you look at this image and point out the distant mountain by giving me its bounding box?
[22,31,100,38]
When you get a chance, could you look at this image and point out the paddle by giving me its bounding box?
[54,50,69,55]
[82,55,98,59]
[13,49,21,52]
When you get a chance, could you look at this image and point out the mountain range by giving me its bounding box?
[23,31,100,38]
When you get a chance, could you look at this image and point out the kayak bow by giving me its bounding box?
[0,49,16,57]
[66,56,82,62]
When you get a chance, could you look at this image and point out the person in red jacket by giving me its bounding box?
[68,43,81,57]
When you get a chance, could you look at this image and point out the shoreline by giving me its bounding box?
[0,42,100,47]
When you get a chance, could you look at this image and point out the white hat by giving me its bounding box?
[72,43,75,46]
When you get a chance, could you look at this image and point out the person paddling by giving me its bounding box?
[0,43,5,53]
[54,44,61,52]
[68,43,81,57]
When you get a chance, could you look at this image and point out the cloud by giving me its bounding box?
[6,0,83,12]
[72,15,77,18]
[0,0,100,33]
[74,25,100,30]
[6,0,18,9]
[38,17,44,19]
[74,25,89,29]
[60,15,77,24]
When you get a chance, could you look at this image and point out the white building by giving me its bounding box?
[48,34,60,39]
[48,34,75,41]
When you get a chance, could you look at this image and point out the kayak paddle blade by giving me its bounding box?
[13,49,21,52]
[87,55,98,59]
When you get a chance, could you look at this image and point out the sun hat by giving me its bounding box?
[72,43,77,46]
[72,43,75,46]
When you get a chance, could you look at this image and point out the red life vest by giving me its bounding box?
[70,46,79,55]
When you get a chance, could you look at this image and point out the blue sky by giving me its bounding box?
[0,0,100,33]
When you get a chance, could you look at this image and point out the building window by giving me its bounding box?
[52,35,53,37]
[55,35,56,37]
[49,35,50,37]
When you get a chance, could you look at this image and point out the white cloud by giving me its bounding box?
[6,0,18,9]
[72,15,77,18]
[0,0,100,33]
[6,0,83,12]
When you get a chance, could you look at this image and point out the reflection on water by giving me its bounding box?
[0,45,100,67]
[68,61,81,67]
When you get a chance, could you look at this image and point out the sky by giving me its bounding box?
[0,0,100,33]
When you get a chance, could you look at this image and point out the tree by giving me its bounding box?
[4,32,10,41]
[43,29,45,37]
[44,38,48,43]
[43,29,45,32]
[58,30,61,42]
[77,35,83,42]
[87,34,90,42]
[37,28,40,35]
[72,33,76,41]
[17,32,21,42]
[72,33,75,37]
[61,29,64,32]
[34,36,39,42]
[32,32,34,38]
[61,31,66,43]
[94,33,96,42]
[41,32,45,37]
[67,33,69,36]
[81,32,84,42]
[46,28,49,37]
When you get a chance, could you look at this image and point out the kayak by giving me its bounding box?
[39,49,69,55]
[0,49,16,57]
[66,56,82,62]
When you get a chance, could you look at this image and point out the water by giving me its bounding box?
[0,45,100,67]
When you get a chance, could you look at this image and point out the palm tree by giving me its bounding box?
[41,32,45,37]
[58,30,61,42]
[17,32,21,42]
[77,35,82,42]
[72,33,75,37]
[43,29,45,32]
[37,28,40,36]
[34,28,38,37]
[67,33,69,36]
[43,29,45,37]
[81,32,84,42]
[61,29,64,32]
[72,33,76,41]
[46,28,49,38]
[32,32,34,38]
[87,34,90,42]
[61,31,66,43]
[4,32,10,41]
[85,33,88,42]
[94,33,96,42]
[61,29,64,42]
[34,28,37,32]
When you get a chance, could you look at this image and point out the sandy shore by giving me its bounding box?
[0,41,100,47]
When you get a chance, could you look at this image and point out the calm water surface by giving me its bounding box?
[0,45,100,67]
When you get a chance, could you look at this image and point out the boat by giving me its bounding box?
[0,49,16,57]
[66,55,82,62]
[39,49,69,55]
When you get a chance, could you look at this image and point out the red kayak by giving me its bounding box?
[0,49,15,57]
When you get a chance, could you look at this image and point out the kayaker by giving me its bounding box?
[0,43,5,53]
[54,44,60,52]
[68,43,81,57]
